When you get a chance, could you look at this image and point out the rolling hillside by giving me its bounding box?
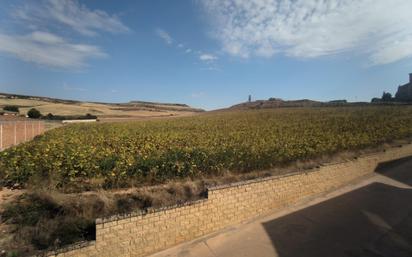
[228,98,386,110]
[0,93,204,121]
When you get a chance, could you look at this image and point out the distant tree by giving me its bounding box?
[3,105,19,112]
[85,113,97,119]
[27,108,42,119]
[268,97,283,101]
[45,113,54,119]
[381,92,392,102]
[329,100,347,104]
[371,97,381,103]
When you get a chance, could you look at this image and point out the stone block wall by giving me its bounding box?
[44,144,412,257]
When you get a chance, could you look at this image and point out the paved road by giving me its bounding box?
[149,157,412,257]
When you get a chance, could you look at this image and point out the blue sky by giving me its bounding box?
[0,0,412,110]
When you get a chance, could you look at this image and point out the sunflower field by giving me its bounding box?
[1,106,412,190]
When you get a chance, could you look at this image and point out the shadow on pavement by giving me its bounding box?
[262,158,412,257]
[375,156,412,186]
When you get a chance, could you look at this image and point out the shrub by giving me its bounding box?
[3,105,19,112]
[27,108,42,119]
[381,92,393,102]
[42,113,97,120]
[85,113,97,119]
[45,113,54,119]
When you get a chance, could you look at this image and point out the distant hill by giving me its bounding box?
[0,93,204,121]
[231,98,321,109]
[229,98,364,110]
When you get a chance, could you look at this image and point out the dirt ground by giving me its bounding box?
[0,188,24,255]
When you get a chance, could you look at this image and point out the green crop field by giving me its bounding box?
[1,106,412,191]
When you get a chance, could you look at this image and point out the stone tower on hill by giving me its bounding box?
[395,74,412,101]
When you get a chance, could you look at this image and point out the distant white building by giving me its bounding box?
[62,119,97,124]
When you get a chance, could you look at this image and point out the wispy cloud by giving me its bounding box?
[201,0,412,65]
[1,0,129,69]
[154,28,220,69]
[62,82,87,92]
[0,31,106,69]
[199,53,218,62]
[14,0,130,36]
[155,28,173,45]
[191,92,206,98]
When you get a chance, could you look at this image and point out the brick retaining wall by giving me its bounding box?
[43,144,412,257]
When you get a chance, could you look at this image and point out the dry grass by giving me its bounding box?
[0,180,207,256]
[0,98,201,119]
[0,99,49,107]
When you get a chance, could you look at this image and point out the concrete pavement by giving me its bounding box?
[149,157,412,257]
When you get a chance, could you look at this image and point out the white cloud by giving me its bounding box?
[200,66,221,72]
[155,28,173,45]
[199,53,218,62]
[1,0,129,69]
[15,0,130,36]
[369,36,412,66]
[30,31,65,44]
[201,0,412,65]
[191,92,206,98]
[0,31,106,69]
[153,29,216,66]
[62,83,87,92]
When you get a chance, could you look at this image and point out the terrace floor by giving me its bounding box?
[149,157,412,257]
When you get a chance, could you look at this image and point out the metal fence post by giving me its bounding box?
[14,122,17,145]
[0,123,2,151]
